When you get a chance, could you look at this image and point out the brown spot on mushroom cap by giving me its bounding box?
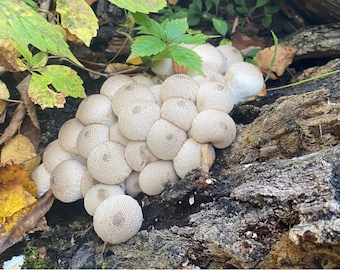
[43,139,76,173]
[118,100,160,141]
[77,124,110,158]
[111,83,155,116]
[160,74,199,103]
[76,94,117,126]
[80,170,99,197]
[50,159,87,203]
[196,82,234,113]
[84,183,125,216]
[189,109,236,149]
[124,171,142,197]
[224,62,264,104]
[93,195,143,244]
[58,118,85,155]
[146,119,187,160]
[109,122,130,146]
[87,141,132,185]
[124,140,158,172]
[31,163,51,198]
[216,45,244,74]
[161,97,198,131]
[173,138,215,178]
[100,74,135,100]
[139,160,178,196]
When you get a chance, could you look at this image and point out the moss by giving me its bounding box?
[22,242,53,269]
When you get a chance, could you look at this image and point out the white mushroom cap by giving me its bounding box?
[50,159,87,203]
[224,62,264,104]
[87,141,132,185]
[151,58,175,76]
[186,43,225,76]
[93,195,143,244]
[43,139,76,173]
[77,124,110,158]
[76,94,117,126]
[192,70,226,86]
[131,75,155,87]
[189,109,236,149]
[161,97,198,131]
[124,140,159,172]
[146,119,187,160]
[160,74,199,103]
[196,82,234,113]
[84,183,125,216]
[173,138,215,178]
[216,45,244,74]
[31,163,51,198]
[80,170,99,197]
[125,171,142,197]
[118,100,160,141]
[58,118,85,155]
[100,74,135,100]
[111,83,155,116]
[109,123,130,146]
[149,84,162,107]
[139,160,178,196]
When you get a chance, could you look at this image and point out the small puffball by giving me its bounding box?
[77,124,110,158]
[50,159,87,203]
[93,195,143,244]
[216,45,244,74]
[125,141,158,172]
[76,94,117,126]
[87,141,132,185]
[189,109,236,149]
[147,119,187,160]
[109,123,130,146]
[149,84,162,107]
[224,62,264,104]
[192,70,225,86]
[80,171,99,197]
[31,163,51,198]
[196,82,234,113]
[43,139,76,173]
[100,74,135,100]
[111,83,155,116]
[173,138,215,178]
[160,74,199,103]
[118,100,160,141]
[139,160,178,196]
[84,183,125,216]
[161,97,198,131]
[58,118,85,155]
[151,58,175,76]
[131,75,155,87]
[125,171,142,197]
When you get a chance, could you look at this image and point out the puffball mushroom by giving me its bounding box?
[87,141,132,185]
[84,183,125,216]
[76,94,117,126]
[80,171,98,197]
[109,123,130,146]
[192,70,225,86]
[149,84,162,107]
[139,160,178,196]
[125,171,142,197]
[118,100,161,141]
[50,159,87,203]
[146,119,187,160]
[93,195,143,244]
[216,44,244,74]
[58,118,85,155]
[131,75,155,87]
[31,163,51,198]
[151,58,175,76]
[173,138,215,179]
[224,62,264,104]
[100,74,135,100]
[196,82,234,114]
[189,109,236,149]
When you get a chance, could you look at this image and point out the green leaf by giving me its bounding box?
[265,5,280,14]
[205,0,213,13]
[165,18,188,41]
[235,6,248,15]
[187,14,201,26]
[170,45,202,74]
[261,15,272,28]
[264,30,278,82]
[56,0,99,47]
[173,33,208,44]
[245,48,261,58]
[30,52,48,68]
[226,4,235,16]
[234,0,245,6]
[0,0,81,65]
[131,35,166,57]
[108,0,166,14]
[255,0,268,8]
[212,17,228,36]
[211,0,221,13]
[190,0,202,14]
[151,50,172,61]
[133,13,165,39]
[23,0,38,9]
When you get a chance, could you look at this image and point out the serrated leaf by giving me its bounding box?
[133,13,165,39]
[56,0,99,46]
[0,0,81,65]
[131,35,166,57]
[212,17,228,36]
[151,50,172,61]
[173,33,208,44]
[170,45,202,74]
[108,0,166,14]
[165,18,188,41]
[30,52,48,68]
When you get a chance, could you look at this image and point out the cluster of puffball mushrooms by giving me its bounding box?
[31,43,264,245]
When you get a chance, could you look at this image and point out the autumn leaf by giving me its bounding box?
[109,0,167,14]
[0,38,27,72]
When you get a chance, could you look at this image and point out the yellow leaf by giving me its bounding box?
[126,56,143,65]
[0,38,27,72]
[0,80,10,100]
[1,134,41,173]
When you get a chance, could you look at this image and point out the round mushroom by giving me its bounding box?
[100,74,135,100]
[192,70,226,86]
[93,195,143,244]
[58,118,85,155]
[80,170,99,197]
[216,44,244,74]
[131,75,155,87]
[151,58,175,76]
[31,163,51,198]
[109,123,130,146]
[124,171,142,197]
[149,84,163,107]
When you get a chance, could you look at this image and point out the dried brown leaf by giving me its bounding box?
[104,63,140,74]
[0,38,27,72]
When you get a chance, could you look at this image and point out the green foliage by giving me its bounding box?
[108,0,167,14]
[264,30,278,82]
[127,13,213,74]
